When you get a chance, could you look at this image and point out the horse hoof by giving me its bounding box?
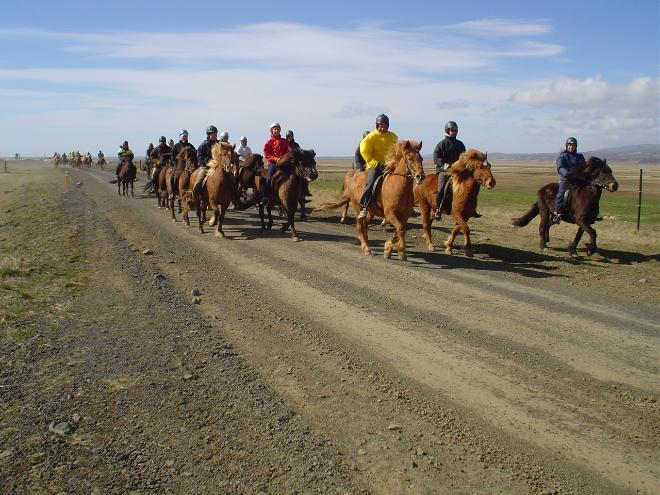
[427,244,435,252]
[292,236,300,242]
[465,250,473,257]
[384,251,392,259]
[339,218,346,224]
[444,248,452,255]
[399,253,408,261]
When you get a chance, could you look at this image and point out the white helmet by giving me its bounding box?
[240,136,247,141]
[219,131,228,139]
[270,122,281,129]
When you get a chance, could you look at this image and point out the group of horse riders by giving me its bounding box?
[115,123,309,204]
[112,113,584,225]
[352,113,583,224]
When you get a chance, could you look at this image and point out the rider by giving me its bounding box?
[262,122,289,206]
[432,121,466,220]
[170,129,197,196]
[357,114,398,220]
[115,141,134,180]
[194,125,219,196]
[168,138,175,149]
[236,136,252,162]
[554,137,586,222]
[146,143,154,161]
[286,129,312,200]
[219,131,230,144]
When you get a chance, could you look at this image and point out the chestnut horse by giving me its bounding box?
[167,146,197,223]
[253,148,317,242]
[315,140,425,259]
[117,155,137,198]
[512,156,618,256]
[186,142,240,236]
[414,149,495,256]
[235,153,265,205]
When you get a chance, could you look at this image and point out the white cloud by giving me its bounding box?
[447,18,552,37]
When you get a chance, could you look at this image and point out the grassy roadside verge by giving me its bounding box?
[0,170,87,341]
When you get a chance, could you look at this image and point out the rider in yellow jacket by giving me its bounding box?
[357,114,398,219]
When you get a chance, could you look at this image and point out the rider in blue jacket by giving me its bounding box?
[554,137,586,222]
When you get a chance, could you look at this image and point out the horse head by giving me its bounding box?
[473,152,496,189]
[388,140,425,184]
[211,142,239,174]
[178,146,197,173]
[585,156,618,192]
[296,148,318,182]
[452,149,495,189]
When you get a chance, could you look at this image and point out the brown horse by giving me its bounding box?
[512,156,618,256]
[97,152,106,170]
[186,142,240,236]
[315,140,425,259]
[166,146,197,223]
[117,155,137,198]
[253,148,317,241]
[414,149,495,256]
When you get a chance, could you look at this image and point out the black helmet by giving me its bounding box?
[286,130,294,138]
[206,125,218,134]
[122,141,129,147]
[445,121,458,131]
[375,114,389,127]
[565,137,578,147]
[159,136,166,143]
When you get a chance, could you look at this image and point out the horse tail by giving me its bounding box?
[512,202,539,227]
[143,178,154,193]
[313,195,351,212]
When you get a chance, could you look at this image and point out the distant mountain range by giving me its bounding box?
[486,144,660,164]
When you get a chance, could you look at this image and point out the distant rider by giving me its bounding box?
[261,122,289,206]
[114,141,134,181]
[194,125,219,197]
[170,129,197,197]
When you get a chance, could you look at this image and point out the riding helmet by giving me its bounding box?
[159,136,166,143]
[375,114,389,127]
[445,121,458,131]
[206,125,218,134]
[565,137,578,147]
[179,129,188,137]
[286,130,294,138]
[270,122,281,130]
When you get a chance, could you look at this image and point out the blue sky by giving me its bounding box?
[1,0,658,157]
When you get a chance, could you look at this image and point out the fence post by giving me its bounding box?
[3,160,6,173]
[636,169,643,232]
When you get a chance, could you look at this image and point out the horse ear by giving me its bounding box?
[309,148,316,157]
[416,141,423,151]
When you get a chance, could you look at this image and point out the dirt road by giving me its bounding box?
[2,161,658,494]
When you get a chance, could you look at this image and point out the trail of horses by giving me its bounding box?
[44,163,660,493]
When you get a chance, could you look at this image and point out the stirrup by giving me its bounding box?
[357,208,368,220]
[434,209,442,220]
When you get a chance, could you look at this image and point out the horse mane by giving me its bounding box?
[384,140,421,173]
[448,149,487,176]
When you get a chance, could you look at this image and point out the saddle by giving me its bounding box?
[560,185,599,222]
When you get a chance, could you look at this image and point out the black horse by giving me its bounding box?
[240,148,317,241]
[512,156,618,256]
[117,155,137,198]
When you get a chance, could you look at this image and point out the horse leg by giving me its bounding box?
[117,182,121,196]
[460,220,473,257]
[539,214,551,250]
[215,204,227,238]
[356,217,372,255]
[170,195,177,222]
[444,224,461,255]
[130,182,134,198]
[568,227,584,256]
[196,201,205,234]
[340,202,349,224]
[581,223,597,256]
[419,200,434,251]
[299,198,306,221]
[258,204,267,232]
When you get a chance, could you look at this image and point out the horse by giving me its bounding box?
[81,155,92,168]
[97,152,106,170]
[185,142,240,236]
[315,140,425,259]
[166,146,197,223]
[143,148,171,208]
[253,148,317,241]
[414,149,495,256]
[117,155,137,198]
[235,153,265,205]
[512,156,618,256]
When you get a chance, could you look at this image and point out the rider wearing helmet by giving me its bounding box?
[194,125,219,196]
[114,141,134,181]
[261,122,289,205]
[285,130,300,150]
[432,121,466,220]
[357,114,398,219]
[149,136,173,186]
[553,137,586,222]
[236,136,252,162]
[170,129,197,196]
[219,131,229,143]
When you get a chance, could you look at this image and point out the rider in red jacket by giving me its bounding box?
[261,122,289,205]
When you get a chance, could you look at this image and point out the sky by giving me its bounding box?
[0,0,658,157]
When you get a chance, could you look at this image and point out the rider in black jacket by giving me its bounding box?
[432,121,466,220]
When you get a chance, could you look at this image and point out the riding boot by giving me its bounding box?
[434,191,443,220]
